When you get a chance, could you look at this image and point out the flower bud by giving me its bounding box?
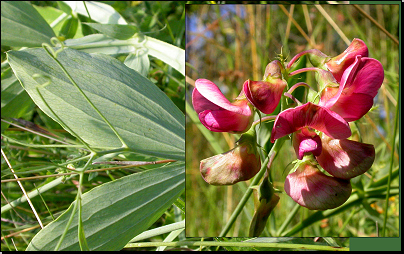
[200,129,261,185]
[287,49,330,70]
[242,61,286,114]
[263,60,282,79]
[249,193,279,237]
[249,177,279,236]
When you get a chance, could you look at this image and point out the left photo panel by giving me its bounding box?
[1,1,185,251]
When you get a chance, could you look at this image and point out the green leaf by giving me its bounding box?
[124,52,150,77]
[57,1,73,15]
[59,16,79,40]
[26,162,185,251]
[7,48,184,160]
[1,1,56,47]
[1,67,35,133]
[64,1,127,25]
[83,23,138,40]
[143,35,185,76]
[63,34,185,76]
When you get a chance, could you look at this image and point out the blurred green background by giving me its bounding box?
[185,3,399,237]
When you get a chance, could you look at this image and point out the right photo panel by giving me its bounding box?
[185,3,399,241]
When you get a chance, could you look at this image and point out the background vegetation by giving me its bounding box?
[185,3,399,241]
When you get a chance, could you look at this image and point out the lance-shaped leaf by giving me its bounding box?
[64,1,127,25]
[83,23,138,40]
[1,1,56,47]
[26,162,184,251]
[1,67,35,132]
[7,48,184,160]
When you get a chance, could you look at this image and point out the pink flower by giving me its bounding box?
[243,61,287,114]
[200,130,261,185]
[325,38,369,83]
[271,102,375,209]
[271,101,375,178]
[287,38,369,84]
[319,55,384,122]
[270,102,352,143]
[192,79,253,133]
[284,161,352,210]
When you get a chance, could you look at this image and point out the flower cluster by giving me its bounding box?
[192,38,383,211]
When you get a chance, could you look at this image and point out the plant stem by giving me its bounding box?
[125,240,349,251]
[381,85,400,237]
[219,137,285,237]
[129,221,185,243]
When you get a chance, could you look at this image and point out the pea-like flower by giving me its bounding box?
[287,38,369,83]
[271,102,375,209]
[284,160,352,210]
[192,79,253,133]
[242,61,287,114]
[319,55,384,122]
[315,134,375,180]
[288,45,384,122]
[200,129,261,185]
[270,102,352,144]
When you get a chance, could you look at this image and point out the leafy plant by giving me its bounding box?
[2,1,185,251]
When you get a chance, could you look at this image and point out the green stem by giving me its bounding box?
[129,221,185,243]
[54,153,95,250]
[276,203,300,236]
[77,173,89,250]
[1,134,87,149]
[1,174,78,214]
[125,240,349,251]
[381,85,400,237]
[54,194,79,250]
[219,137,285,237]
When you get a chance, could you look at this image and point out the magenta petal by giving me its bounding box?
[292,128,322,160]
[316,135,375,179]
[328,92,374,122]
[194,79,251,116]
[243,79,286,114]
[342,57,384,98]
[271,102,351,142]
[192,79,253,133]
[284,163,352,210]
[320,56,384,120]
[199,107,252,133]
[192,87,222,114]
[325,38,369,82]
